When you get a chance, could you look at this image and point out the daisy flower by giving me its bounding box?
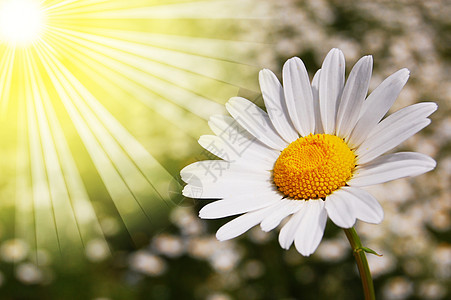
[181,48,436,256]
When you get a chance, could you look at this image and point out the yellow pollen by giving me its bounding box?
[273,134,356,200]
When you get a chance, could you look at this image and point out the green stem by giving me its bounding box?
[343,227,375,300]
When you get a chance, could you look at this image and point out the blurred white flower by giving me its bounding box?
[85,239,110,262]
[152,234,184,258]
[206,293,232,300]
[433,244,451,279]
[170,207,204,236]
[367,249,396,278]
[187,237,222,259]
[383,276,413,300]
[0,239,28,263]
[209,247,241,273]
[315,238,348,262]
[418,281,447,300]
[242,260,265,279]
[129,251,166,276]
[15,263,43,285]
[100,217,120,237]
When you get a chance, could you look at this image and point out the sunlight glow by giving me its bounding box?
[0,0,272,260]
[0,0,45,46]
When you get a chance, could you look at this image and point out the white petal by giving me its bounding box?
[359,118,430,164]
[326,187,384,227]
[226,97,288,150]
[294,200,327,256]
[335,55,373,139]
[260,199,302,232]
[208,114,281,161]
[370,102,437,134]
[182,175,272,197]
[344,187,384,224]
[356,102,436,164]
[282,57,315,136]
[348,68,410,147]
[348,152,436,187]
[358,103,437,163]
[208,114,252,138]
[199,191,282,219]
[311,69,324,134]
[278,201,307,249]
[181,161,275,199]
[325,192,356,228]
[180,161,269,184]
[319,48,345,134]
[259,69,298,142]
[183,178,275,199]
[198,135,235,161]
[216,203,278,241]
[198,135,276,170]
[180,160,227,183]
[182,184,205,199]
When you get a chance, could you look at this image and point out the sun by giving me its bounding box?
[0,0,45,46]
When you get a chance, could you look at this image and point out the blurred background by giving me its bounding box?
[0,0,449,299]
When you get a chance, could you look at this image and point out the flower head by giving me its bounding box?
[181,48,436,256]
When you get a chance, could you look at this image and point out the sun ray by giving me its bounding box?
[23,49,62,255]
[44,27,226,119]
[16,67,37,262]
[46,0,271,19]
[0,45,15,114]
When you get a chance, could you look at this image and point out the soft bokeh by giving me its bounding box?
[0,0,449,299]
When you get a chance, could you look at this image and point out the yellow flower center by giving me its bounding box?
[273,134,356,200]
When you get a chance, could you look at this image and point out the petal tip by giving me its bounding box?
[429,158,437,169]
[215,229,231,242]
[197,135,208,144]
[198,206,207,218]
[225,97,240,112]
[280,243,290,250]
[429,102,438,113]
[324,48,344,61]
[363,55,373,64]
[215,233,226,242]
[278,235,292,250]
[260,226,270,233]
[198,208,217,220]
[286,56,301,64]
[259,68,271,77]
[180,165,194,183]
[227,97,239,105]
[259,68,278,85]
[400,68,410,78]
[181,185,192,198]
[296,246,312,257]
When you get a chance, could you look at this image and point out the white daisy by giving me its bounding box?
[180,48,437,256]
